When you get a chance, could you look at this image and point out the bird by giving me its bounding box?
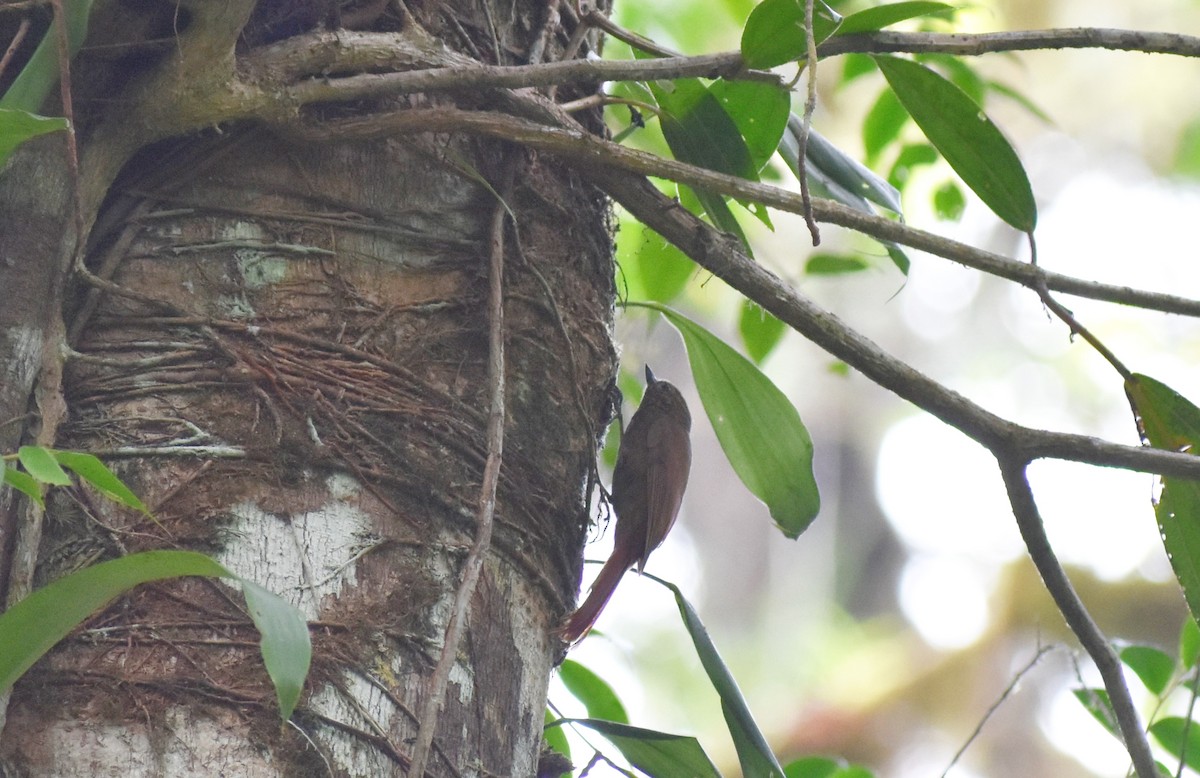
[560,365,692,643]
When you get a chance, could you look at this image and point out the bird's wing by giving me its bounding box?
[640,413,692,567]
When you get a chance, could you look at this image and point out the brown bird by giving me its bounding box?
[561,365,692,643]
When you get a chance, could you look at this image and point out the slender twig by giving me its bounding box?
[798,0,820,244]
[818,28,1200,59]
[941,644,1057,777]
[996,457,1156,778]
[407,170,511,777]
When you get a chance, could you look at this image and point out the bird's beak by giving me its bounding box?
[644,364,657,384]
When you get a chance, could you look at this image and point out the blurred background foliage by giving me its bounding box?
[554,0,1200,776]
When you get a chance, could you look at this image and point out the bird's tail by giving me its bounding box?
[559,553,633,643]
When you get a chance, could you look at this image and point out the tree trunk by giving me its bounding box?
[0,2,613,775]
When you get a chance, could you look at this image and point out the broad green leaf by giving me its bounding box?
[836,2,954,35]
[932,180,966,220]
[663,580,785,778]
[242,580,311,719]
[559,659,629,724]
[1126,374,1200,627]
[0,551,311,721]
[1119,645,1175,696]
[543,709,571,759]
[840,53,876,85]
[556,718,721,777]
[918,53,987,105]
[874,55,1037,232]
[618,220,695,303]
[739,300,787,364]
[1150,716,1200,772]
[631,303,820,537]
[786,757,842,778]
[0,109,68,169]
[742,0,843,69]
[807,253,869,275]
[53,450,148,513]
[863,88,909,166]
[709,80,791,174]
[18,445,71,485]
[2,466,44,507]
[1181,617,1200,670]
[1,0,95,112]
[1073,687,1118,737]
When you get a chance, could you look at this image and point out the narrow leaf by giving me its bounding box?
[18,445,71,485]
[664,580,785,778]
[837,1,955,35]
[543,709,571,759]
[807,253,870,275]
[53,450,148,513]
[632,303,820,537]
[1073,687,1118,738]
[0,109,68,169]
[560,659,629,724]
[559,718,721,777]
[2,466,44,507]
[1119,645,1175,696]
[241,580,311,719]
[874,55,1037,232]
[742,0,843,69]
[0,551,229,692]
[1181,617,1200,670]
[797,118,902,213]
[1,0,95,112]
[1126,374,1200,627]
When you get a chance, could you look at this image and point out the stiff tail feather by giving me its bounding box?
[559,553,633,643]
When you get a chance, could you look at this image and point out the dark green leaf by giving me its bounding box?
[242,580,311,719]
[1181,617,1200,670]
[632,303,820,537]
[917,53,987,105]
[886,244,911,274]
[560,660,629,724]
[932,180,966,220]
[739,300,787,364]
[799,118,902,213]
[840,53,876,85]
[53,451,148,513]
[0,551,229,693]
[0,109,68,169]
[561,718,721,777]
[2,466,44,507]
[874,55,1037,231]
[543,709,571,759]
[18,445,71,485]
[1126,374,1200,628]
[862,88,909,166]
[1119,645,1175,696]
[1,0,95,112]
[806,253,869,275]
[663,581,785,778]
[742,0,843,69]
[1150,716,1200,772]
[785,757,842,778]
[710,80,791,174]
[1072,687,1118,738]
[837,2,954,35]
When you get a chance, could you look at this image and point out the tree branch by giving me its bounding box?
[819,27,1200,59]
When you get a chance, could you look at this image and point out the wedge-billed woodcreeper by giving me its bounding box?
[561,365,692,643]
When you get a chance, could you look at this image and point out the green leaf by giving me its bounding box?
[2,466,44,507]
[863,88,909,167]
[558,718,721,777]
[631,303,820,537]
[543,709,571,759]
[618,220,695,303]
[742,0,843,69]
[1072,687,1118,738]
[739,300,787,364]
[836,2,954,35]
[874,55,1037,232]
[52,451,148,513]
[1181,617,1200,670]
[799,118,902,213]
[664,580,785,778]
[18,445,71,485]
[785,757,843,778]
[1150,716,1200,772]
[241,580,311,719]
[0,109,68,169]
[887,142,939,190]
[806,253,870,275]
[1119,645,1175,696]
[0,551,228,692]
[932,180,966,220]
[1,0,95,112]
[1125,374,1200,628]
[710,80,791,174]
[559,659,629,724]
[0,550,312,722]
